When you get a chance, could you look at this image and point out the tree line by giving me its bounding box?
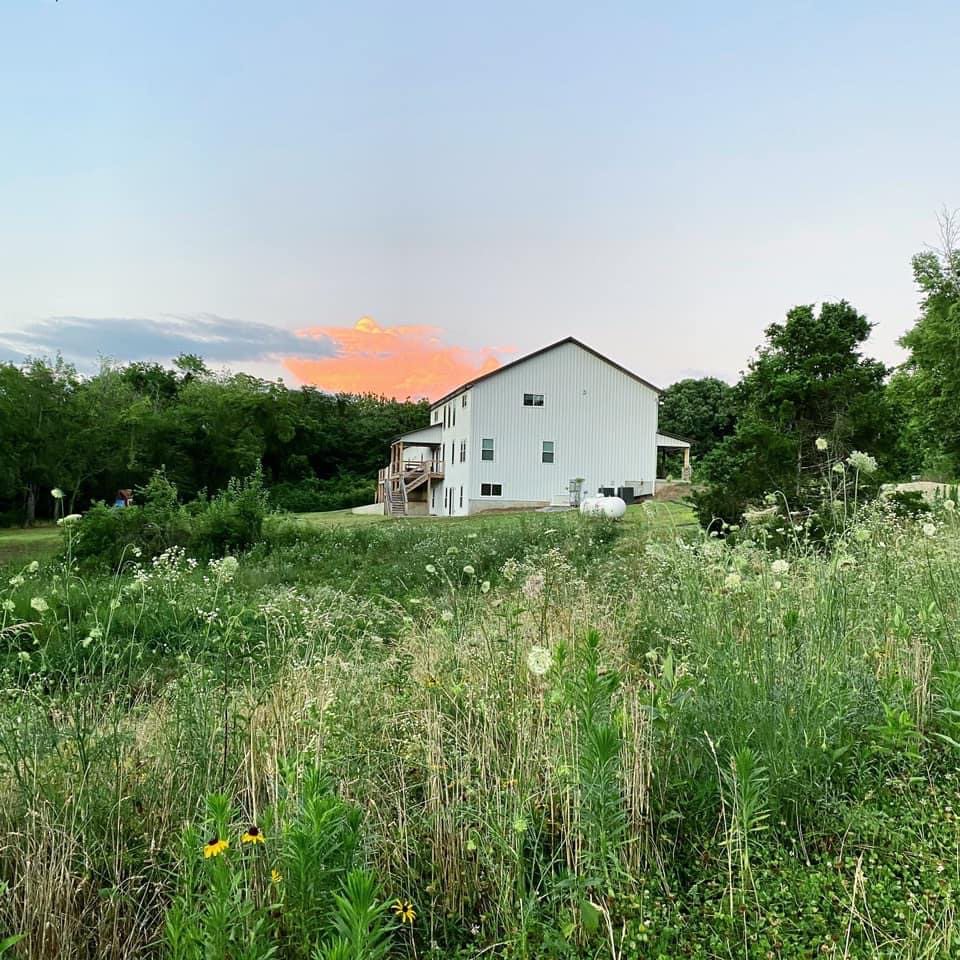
[658,210,960,522]
[0,354,428,525]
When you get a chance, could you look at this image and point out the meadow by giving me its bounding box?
[1,498,959,959]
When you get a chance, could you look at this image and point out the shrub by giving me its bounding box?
[189,467,269,559]
[70,468,268,569]
[269,474,376,513]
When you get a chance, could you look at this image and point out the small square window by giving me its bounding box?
[481,438,494,461]
[542,441,555,464]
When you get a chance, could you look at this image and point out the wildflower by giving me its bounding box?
[17,651,30,663]
[270,869,282,884]
[57,514,81,525]
[441,610,454,623]
[425,564,437,575]
[837,555,857,570]
[846,450,877,474]
[522,572,545,600]
[80,635,93,648]
[393,899,416,924]
[27,561,39,574]
[203,836,229,859]
[512,815,529,833]
[526,645,553,677]
[945,499,956,512]
[480,581,491,594]
[832,463,845,475]
[462,565,475,576]
[446,546,459,556]
[1,599,14,613]
[815,437,829,452]
[30,597,49,614]
[724,572,742,590]
[51,488,64,500]
[8,576,24,588]
[771,559,790,576]
[215,556,239,582]
[241,825,265,845]
[923,522,936,538]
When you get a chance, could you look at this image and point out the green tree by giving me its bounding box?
[894,211,960,477]
[696,301,893,524]
[658,377,735,460]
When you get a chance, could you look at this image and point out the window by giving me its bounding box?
[481,438,494,461]
[433,409,439,423]
[450,441,455,463]
[523,393,544,406]
[459,440,466,463]
[542,441,555,463]
[481,483,503,497]
[443,406,448,428]
[431,487,436,509]
[444,488,449,509]
[459,486,463,508]
[461,394,467,408]
[452,405,456,427]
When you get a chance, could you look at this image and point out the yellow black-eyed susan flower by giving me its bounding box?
[203,836,229,859]
[241,825,265,845]
[393,899,416,924]
[270,869,282,884]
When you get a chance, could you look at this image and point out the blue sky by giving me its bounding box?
[1,0,958,393]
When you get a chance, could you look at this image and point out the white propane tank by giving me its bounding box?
[596,496,627,520]
[579,496,602,516]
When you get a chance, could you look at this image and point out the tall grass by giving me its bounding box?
[0,502,959,957]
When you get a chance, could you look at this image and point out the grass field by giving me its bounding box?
[1,497,959,959]
[0,524,61,566]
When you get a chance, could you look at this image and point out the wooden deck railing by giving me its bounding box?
[376,458,444,504]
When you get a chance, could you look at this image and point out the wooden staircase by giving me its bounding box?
[386,485,407,517]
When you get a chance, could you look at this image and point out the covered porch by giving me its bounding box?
[376,424,444,516]
[656,432,692,482]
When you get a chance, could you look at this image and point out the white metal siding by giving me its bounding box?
[468,342,658,509]
[434,390,471,516]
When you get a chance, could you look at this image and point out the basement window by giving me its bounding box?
[523,393,544,406]
[481,483,502,497]
[481,438,494,461]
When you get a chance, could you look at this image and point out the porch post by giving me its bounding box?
[682,448,691,481]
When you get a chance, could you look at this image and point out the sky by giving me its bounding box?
[1,1,958,399]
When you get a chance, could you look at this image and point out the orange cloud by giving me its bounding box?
[284,317,507,400]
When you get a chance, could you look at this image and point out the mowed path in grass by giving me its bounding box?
[0,500,695,567]
[287,499,695,533]
[0,526,61,567]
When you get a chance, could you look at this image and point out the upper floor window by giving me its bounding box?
[542,441,555,464]
[481,438,494,461]
[452,405,456,427]
[461,393,468,408]
[523,393,544,406]
[459,440,467,463]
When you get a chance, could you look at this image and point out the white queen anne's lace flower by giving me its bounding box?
[846,450,877,474]
[30,597,49,613]
[815,437,829,452]
[724,572,742,590]
[771,559,790,576]
[526,645,553,677]
[923,522,937,538]
[51,487,64,499]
